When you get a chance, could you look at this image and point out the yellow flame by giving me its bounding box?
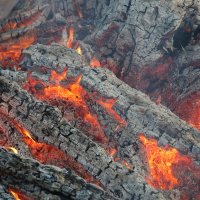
[7,147,18,154]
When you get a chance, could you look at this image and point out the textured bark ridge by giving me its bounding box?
[0,0,200,200]
[0,43,199,199]
[0,148,114,200]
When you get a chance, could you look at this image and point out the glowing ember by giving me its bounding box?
[97,99,126,126]
[1,11,42,33]
[139,134,195,190]
[6,147,18,154]
[109,148,118,157]
[0,33,35,68]
[175,93,200,130]
[23,70,108,143]
[90,57,101,68]
[78,10,83,18]
[9,189,23,200]
[66,27,74,49]
[155,95,161,105]
[43,72,102,132]
[23,70,126,142]
[123,160,132,170]
[76,45,82,55]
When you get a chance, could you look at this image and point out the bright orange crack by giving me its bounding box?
[9,189,23,200]
[97,98,126,126]
[23,70,126,143]
[76,45,82,55]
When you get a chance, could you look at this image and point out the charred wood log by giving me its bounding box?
[0,0,200,199]
[0,43,199,199]
[0,148,114,200]
[0,75,169,200]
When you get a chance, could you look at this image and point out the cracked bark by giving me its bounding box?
[0,0,200,199]
[0,43,199,199]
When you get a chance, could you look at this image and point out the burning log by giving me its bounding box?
[0,148,114,200]
[0,43,199,199]
[0,0,200,199]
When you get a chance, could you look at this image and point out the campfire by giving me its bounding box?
[0,1,199,200]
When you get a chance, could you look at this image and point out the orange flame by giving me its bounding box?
[23,70,126,142]
[90,57,101,68]
[139,134,192,190]
[66,27,74,49]
[97,99,126,126]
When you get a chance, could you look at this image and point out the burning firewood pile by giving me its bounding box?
[0,0,199,200]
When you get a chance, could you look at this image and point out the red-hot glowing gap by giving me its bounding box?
[0,33,35,68]
[24,70,108,143]
[139,134,180,189]
[175,93,200,130]
[14,122,100,185]
[90,57,101,68]
[139,134,200,200]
